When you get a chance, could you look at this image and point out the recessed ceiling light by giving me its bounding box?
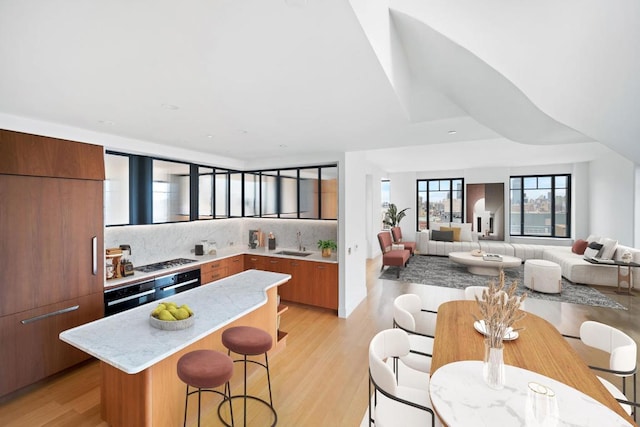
[161,103,179,110]
[448,130,457,135]
[279,144,288,148]
[98,120,115,125]
[206,134,214,139]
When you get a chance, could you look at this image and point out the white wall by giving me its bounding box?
[388,171,417,241]
[588,150,635,246]
[339,152,368,317]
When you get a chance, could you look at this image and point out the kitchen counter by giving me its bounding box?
[62,269,290,374]
[60,269,290,427]
[104,246,336,289]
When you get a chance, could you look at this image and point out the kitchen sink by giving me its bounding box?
[275,250,312,257]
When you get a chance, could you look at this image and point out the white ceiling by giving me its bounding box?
[0,0,636,172]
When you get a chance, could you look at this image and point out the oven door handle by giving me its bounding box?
[106,289,156,307]
[158,278,199,292]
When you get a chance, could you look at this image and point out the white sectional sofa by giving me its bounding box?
[415,224,640,287]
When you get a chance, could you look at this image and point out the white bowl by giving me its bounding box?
[149,314,195,331]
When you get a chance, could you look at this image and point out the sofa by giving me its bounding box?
[415,224,640,287]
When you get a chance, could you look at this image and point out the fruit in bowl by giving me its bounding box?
[150,302,195,330]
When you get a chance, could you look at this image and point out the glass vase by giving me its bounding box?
[483,339,505,389]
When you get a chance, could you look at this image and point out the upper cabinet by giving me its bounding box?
[0,129,104,180]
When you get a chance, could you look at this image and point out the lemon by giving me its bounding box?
[173,308,190,320]
[180,304,194,316]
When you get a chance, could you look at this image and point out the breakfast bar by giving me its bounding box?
[60,269,291,427]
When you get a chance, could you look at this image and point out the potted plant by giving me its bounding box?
[383,203,410,228]
[317,239,337,257]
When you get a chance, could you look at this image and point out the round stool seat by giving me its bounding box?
[222,326,272,355]
[177,349,233,389]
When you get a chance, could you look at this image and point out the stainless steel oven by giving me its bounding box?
[104,279,156,316]
[154,269,201,300]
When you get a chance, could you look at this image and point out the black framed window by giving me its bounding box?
[509,174,571,238]
[417,178,464,230]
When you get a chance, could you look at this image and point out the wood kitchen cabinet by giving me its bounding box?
[309,261,338,310]
[244,254,268,271]
[201,255,244,284]
[0,129,105,397]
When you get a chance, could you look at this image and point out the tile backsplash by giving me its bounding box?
[105,218,337,267]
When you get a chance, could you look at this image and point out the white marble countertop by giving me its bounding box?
[429,361,633,426]
[105,245,336,289]
[61,269,291,374]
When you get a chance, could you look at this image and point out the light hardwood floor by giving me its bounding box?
[1,256,639,426]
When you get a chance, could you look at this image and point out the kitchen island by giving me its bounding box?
[60,269,290,427]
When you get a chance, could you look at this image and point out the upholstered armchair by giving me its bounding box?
[377,231,411,278]
[391,227,416,255]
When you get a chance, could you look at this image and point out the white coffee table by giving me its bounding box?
[449,251,522,276]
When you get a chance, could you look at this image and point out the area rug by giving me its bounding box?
[380,255,626,310]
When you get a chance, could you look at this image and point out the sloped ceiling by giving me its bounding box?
[0,0,636,170]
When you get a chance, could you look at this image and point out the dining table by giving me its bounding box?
[429,300,636,426]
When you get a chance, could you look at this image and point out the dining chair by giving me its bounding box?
[464,286,489,301]
[392,294,436,374]
[368,329,441,427]
[579,321,638,420]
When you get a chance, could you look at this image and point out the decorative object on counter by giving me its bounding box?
[208,240,218,255]
[382,203,409,228]
[149,301,195,330]
[268,232,276,250]
[106,247,123,279]
[120,258,134,276]
[195,244,204,255]
[249,229,259,249]
[475,270,527,389]
[317,239,337,257]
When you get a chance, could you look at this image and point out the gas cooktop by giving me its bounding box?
[134,258,198,273]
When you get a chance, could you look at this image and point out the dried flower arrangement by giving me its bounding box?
[475,270,527,348]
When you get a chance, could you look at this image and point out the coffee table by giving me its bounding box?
[449,251,522,276]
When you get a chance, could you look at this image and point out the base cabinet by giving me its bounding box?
[0,292,103,397]
[201,255,245,284]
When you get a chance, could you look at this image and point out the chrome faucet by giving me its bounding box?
[296,231,302,251]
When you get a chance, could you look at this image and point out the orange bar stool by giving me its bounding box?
[222,326,277,426]
[177,349,235,427]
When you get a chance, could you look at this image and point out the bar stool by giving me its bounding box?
[177,349,234,427]
[222,326,276,426]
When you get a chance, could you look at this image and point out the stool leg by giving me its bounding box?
[243,354,248,427]
[227,381,235,427]
[197,388,202,427]
[183,384,189,427]
[264,352,273,406]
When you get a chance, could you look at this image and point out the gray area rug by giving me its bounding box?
[380,255,626,310]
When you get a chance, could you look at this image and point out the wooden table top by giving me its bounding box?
[432,300,635,424]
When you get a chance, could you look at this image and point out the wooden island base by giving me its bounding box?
[101,287,280,427]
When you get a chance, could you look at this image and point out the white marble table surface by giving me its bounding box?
[429,361,633,427]
[60,269,290,374]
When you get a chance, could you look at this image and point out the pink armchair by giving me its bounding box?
[391,227,416,255]
[377,231,411,278]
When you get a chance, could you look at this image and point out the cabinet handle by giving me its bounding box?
[21,305,80,324]
[270,260,279,264]
[317,266,326,270]
[232,259,240,263]
[92,236,98,275]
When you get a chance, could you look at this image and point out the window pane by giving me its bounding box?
[229,172,242,217]
[555,188,568,237]
[261,172,278,217]
[198,167,214,220]
[320,166,337,219]
[538,176,552,188]
[429,191,449,223]
[104,153,130,225]
[417,187,427,230]
[510,189,521,235]
[280,170,298,218]
[300,168,319,219]
[523,177,537,189]
[244,172,259,217]
[555,175,567,188]
[418,180,427,192]
[452,189,463,223]
[440,180,450,191]
[428,181,440,191]
[510,177,521,190]
[214,170,228,218]
[152,159,190,223]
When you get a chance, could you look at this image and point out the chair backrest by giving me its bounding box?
[377,231,393,253]
[369,329,410,397]
[464,286,489,301]
[394,294,422,331]
[580,321,637,374]
[391,227,402,243]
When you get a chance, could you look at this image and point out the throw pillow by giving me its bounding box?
[599,238,618,260]
[440,226,461,242]
[584,241,604,259]
[571,239,588,255]
[432,230,454,242]
[456,223,473,242]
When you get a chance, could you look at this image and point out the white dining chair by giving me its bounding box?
[580,321,638,420]
[464,286,489,301]
[368,329,441,427]
[393,294,436,373]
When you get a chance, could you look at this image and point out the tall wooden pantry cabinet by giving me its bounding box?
[0,129,105,397]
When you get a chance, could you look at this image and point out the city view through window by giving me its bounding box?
[417,179,464,230]
[510,175,570,237]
